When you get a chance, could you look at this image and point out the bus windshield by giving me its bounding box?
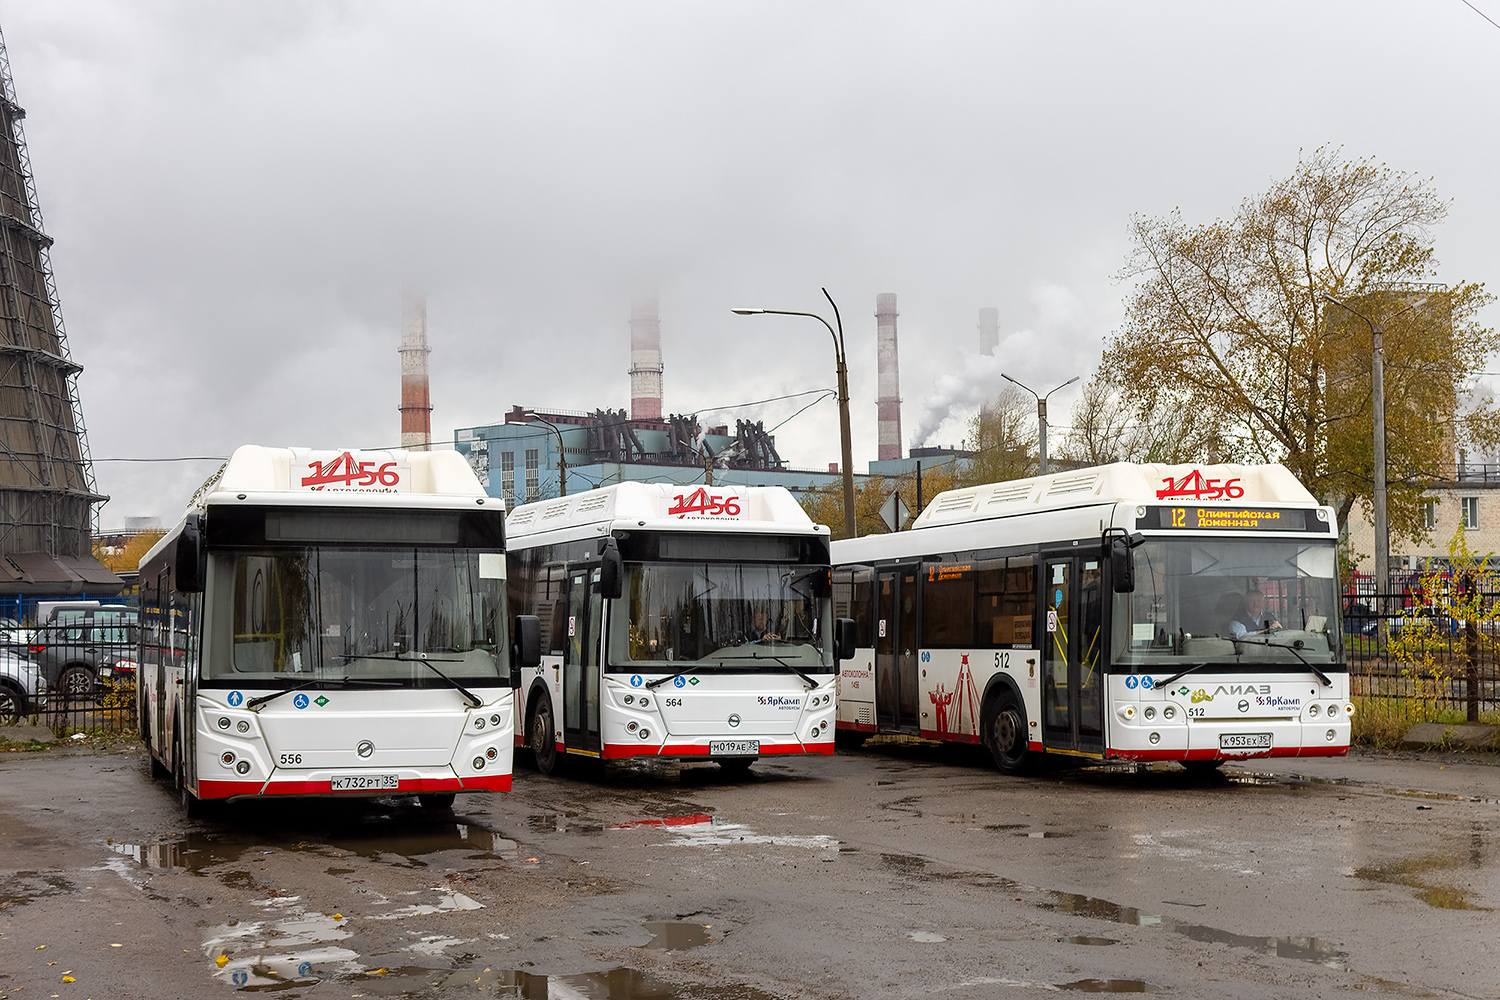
[609,561,833,671]
[205,547,508,684]
[1114,537,1341,667]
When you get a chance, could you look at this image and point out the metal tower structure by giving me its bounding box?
[399,291,432,450]
[875,292,903,461]
[0,26,110,594]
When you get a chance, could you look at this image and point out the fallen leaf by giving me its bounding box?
[215,955,229,969]
[61,977,75,984]
[109,944,122,948]
[36,944,46,949]
[333,913,343,920]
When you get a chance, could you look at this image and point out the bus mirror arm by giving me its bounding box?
[834,618,856,662]
[1104,529,1145,594]
[513,615,541,683]
[175,513,206,593]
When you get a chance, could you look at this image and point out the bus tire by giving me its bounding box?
[983,690,1035,775]
[528,694,562,776]
[419,793,456,810]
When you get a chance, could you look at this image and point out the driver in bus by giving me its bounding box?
[1227,589,1281,638]
[744,607,782,643]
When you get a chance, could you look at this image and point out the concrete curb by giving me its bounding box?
[0,723,57,743]
[1399,722,1500,751]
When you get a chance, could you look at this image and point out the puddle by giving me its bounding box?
[1059,936,1117,945]
[1353,846,1492,911]
[907,930,947,942]
[0,870,75,909]
[106,821,512,874]
[656,817,838,852]
[529,812,606,836]
[644,920,711,950]
[985,823,1029,831]
[1059,980,1160,993]
[608,813,714,831]
[1019,831,1072,839]
[1047,891,1348,968]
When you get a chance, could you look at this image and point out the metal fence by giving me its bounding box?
[1344,591,1500,719]
[1,624,138,735]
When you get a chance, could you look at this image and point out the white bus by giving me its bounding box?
[138,446,540,815]
[833,463,1351,773]
[505,483,852,775]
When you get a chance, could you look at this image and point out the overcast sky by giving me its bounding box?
[6,1,1499,528]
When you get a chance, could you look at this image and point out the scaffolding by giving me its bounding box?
[0,25,104,565]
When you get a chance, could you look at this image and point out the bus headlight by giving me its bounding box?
[237,720,250,733]
[220,751,235,767]
[1143,707,1156,720]
[217,717,231,730]
[235,760,251,775]
[475,717,487,730]
[1326,729,1337,741]
[486,746,498,760]
[1308,704,1320,717]
[638,696,649,707]
[1148,732,1160,744]
[639,728,651,740]
[624,694,634,704]
[490,714,502,727]
[1162,706,1176,720]
[627,721,638,732]
[473,756,485,770]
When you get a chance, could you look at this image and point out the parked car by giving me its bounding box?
[28,613,139,702]
[1389,605,1462,638]
[0,648,47,724]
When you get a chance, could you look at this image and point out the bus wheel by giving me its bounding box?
[419,793,456,810]
[983,692,1035,775]
[529,696,562,775]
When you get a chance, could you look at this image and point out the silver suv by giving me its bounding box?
[0,649,47,724]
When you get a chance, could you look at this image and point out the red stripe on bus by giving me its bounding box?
[835,720,877,733]
[599,742,834,760]
[198,775,510,798]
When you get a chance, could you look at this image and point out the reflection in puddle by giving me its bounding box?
[907,930,947,943]
[1047,891,1348,968]
[657,817,838,852]
[1059,936,1118,946]
[1353,843,1492,911]
[1020,831,1072,839]
[1059,979,1159,993]
[644,920,711,950]
[106,821,512,875]
[608,813,714,831]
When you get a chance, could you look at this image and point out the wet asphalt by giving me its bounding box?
[0,739,1497,999]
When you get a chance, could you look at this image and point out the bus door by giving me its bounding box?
[875,566,920,731]
[562,567,603,755]
[1041,554,1105,756]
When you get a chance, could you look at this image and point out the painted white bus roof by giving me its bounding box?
[140,445,493,570]
[837,462,1334,563]
[505,482,826,545]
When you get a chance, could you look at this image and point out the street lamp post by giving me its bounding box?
[1322,292,1426,600]
[524,411,567,498]
[732,288,856,538]
[999,373,1079,476]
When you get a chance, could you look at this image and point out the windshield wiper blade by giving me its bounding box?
[339,652,483,707]
[646,665,698,690]
[746,652,819,689]
[246,676,398,712]
[1235,636,1333,686]
[1157,662,1212,689]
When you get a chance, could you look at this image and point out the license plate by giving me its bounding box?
[1220,733,1272,750]
[709,740,759,757]
[330,774,399,791]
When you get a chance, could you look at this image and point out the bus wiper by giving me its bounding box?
[1235,636,1333,687]
[246,676,398,713]
[646,665,699,690]
[1157,662,1212,689]
[745,652,819,690]
[340,651,484,707]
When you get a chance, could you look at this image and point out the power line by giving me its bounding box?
[1462,0,1500,31]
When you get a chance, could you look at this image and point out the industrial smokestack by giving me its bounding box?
[629,297,664,421]
[399,291,432,450]
[876,292,902,461]
[978,307,999,355]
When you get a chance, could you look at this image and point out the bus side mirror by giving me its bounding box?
[1105,529,1145,594]
[835,617,856,662]
[175,514,206,593]
[512,615,541,683]
[598,536,623,600]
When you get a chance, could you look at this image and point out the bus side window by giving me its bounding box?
[922,562,975,648]
[834,567,875,648]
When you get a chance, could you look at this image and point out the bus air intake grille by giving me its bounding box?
[985,483,1034,506]
[576,494,610,513]
[508,510,535,525]
[1044,473,1101,497]
[933,493,978,515]
[541,501,571,520]
[856,704,874,726]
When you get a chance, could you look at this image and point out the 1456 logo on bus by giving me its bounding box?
[667,488,741,518]
[1156,470,1244,501]
[300,451,403,491]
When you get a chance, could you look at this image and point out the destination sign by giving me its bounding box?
[1141,506,1331,534]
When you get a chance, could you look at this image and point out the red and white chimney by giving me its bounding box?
[629,297,663,421]
[399,291,432,450]
[876,292,902,461]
